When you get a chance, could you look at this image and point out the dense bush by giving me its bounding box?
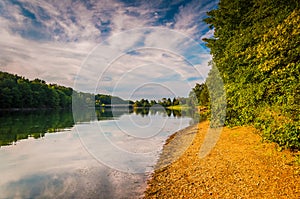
[203,0,299,149]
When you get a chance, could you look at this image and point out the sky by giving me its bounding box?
[0,0,218,100]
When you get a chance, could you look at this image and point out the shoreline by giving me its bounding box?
[152,124,199,171]
[144,120,300,198]
[137,124,198,199]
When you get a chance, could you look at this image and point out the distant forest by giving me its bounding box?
[0,71,73,109]
[0,71,208,110]
[0,71,135,110]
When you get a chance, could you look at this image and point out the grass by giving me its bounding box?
[166,105,190,111]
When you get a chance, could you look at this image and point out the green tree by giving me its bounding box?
[166,98,172,107]
[203,0,299,148]
[191,83,210,106]
[0,71,73,109]
[150,100,157,106]
[172,97,180,106]
[17,79,33,108]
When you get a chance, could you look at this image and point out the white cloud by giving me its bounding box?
[0,0,216,98]
[0,26,93,87]
[72,28,210,99]
[173,0,218,39]
[201,28,214,40]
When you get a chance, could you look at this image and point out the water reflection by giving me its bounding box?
[0,107,204,147]
[0,108,129,147]
[132,107,206,124]
[0,110,74,147]
[0,167,147,198]
[0,126,148,198]
[0,107,201,198]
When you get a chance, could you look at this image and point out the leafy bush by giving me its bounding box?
[203,0,299,149]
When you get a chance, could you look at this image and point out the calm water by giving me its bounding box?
[0,108,194,198]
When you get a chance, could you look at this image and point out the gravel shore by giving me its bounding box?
[144,120,300,198]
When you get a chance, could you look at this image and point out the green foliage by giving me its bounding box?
[172,97,180,106]
[254,108,300,150]
[0,71,73,109]
[133,98,152,108]
[204,0,299,149]
[133,97,185,109]
[190,83,209,107]
[206,63,226,127]
[157,98,173,107]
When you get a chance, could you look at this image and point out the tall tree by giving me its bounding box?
[203,0,299,149]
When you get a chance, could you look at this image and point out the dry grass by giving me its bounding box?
[144,121,300,198]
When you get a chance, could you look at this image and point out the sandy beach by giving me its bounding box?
[144,120,300,198]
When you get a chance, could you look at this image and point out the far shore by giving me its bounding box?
[0,107,72,112]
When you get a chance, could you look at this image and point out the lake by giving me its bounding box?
[0,107,196,198]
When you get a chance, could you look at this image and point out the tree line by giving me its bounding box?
[133,98,178,108]
[0,71,210,111]
[203,0,299,149]
[130,83,210,109]
[0,71,73,109]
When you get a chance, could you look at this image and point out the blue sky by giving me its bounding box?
[0,0,218,100]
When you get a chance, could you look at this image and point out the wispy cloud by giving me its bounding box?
[0,0,217,99]
[173,0,218,39]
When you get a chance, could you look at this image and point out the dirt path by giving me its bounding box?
[144,121,300,198]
